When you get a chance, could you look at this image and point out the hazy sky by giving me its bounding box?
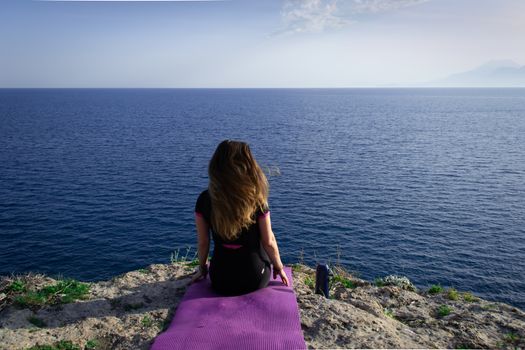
[1,0,524,87]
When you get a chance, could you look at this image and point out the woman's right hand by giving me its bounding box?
[273,266,289,286]
[190,265,208,284]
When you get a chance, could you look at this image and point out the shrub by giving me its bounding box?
[428,284,444,294]
[374,278,385,287]
[462,292,478,302]
[332,275,356,289]
[8,280,26,292]
[504,332,519,343]
[447,288,459,301]
[16,279,89,308]
[304,276,314,289]
[85,340,98,350]
[291,263,302,272]
[437,305,453,317]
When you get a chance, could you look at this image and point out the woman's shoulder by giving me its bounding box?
[195,189,211,216]
[255,202,270,219]
[198,189,210,198]
[197,189,210,203]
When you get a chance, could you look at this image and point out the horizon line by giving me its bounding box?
[2,86,525,89]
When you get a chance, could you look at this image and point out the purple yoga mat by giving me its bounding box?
[151,267,306,350]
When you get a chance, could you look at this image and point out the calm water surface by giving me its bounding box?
[1,88,524,308]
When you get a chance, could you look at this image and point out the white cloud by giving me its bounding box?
[277,0,348,35]
[350,0,429,13]
[277,0,430,35]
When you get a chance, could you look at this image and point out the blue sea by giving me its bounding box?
[1,88,524,308]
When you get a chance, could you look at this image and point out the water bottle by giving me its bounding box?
[315,264,331,298]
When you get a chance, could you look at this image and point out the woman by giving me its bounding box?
[192,140,289,295]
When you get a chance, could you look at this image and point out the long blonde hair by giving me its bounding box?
[208,140,269,241]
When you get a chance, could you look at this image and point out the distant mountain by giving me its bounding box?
[432,60,525,87]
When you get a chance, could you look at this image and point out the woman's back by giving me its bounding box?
[195,189,271,295]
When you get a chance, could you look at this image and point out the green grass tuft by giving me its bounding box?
[15,279,89,308]
[482,303,497,310]
[137,269,149,274]
[171,246,198,264]
[437,305,453,317]
[383,308,395,319]
[374,278,385,287]
[15,292,47,308]
[332,275,356,289]
[304,276,314,289]
[141,315,153,327]
[447,288,459,301]
[8,280,27,292]
[85,339,98,350]
[504,332,520,343]
[428,284,444,294]
[187,259,200,267]
[291,263,302,272]
[45,280,90,304]
[27,340,81,350]
[462,292,478,302]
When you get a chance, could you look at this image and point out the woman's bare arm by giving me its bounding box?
[259,213,289,286]
[193,214,210,281]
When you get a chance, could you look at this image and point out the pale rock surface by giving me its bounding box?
[0,263,524,349]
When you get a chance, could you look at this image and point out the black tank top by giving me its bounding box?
[194,189,270,249]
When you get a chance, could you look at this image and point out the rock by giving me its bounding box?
[1,263,524,350]
[376,275,418,292]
